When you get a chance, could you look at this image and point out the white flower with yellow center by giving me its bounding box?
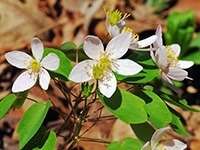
[141,127,187,150]
[104,8,157,51]
[151,25,194,92]
[69,32,143,98]
[5,37,60,92]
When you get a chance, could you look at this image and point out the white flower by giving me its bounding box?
[69,32,143,98]
[141,127,187,150]
[105,8,157,51]
[150,25,194,92]
[5,37,60,92]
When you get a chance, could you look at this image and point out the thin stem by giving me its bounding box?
[103,32,109,45]
[80,137,110,144]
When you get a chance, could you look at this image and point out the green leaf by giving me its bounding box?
[97,87,147,124]
[33,131,57,150]
[182,50,200,64]
[130,122,155,143]
[164,11,195,57]
[23,126,57,150]
[13,90,29,111]
[43,48,73,81]
[0,94,16,120]
[134,90,172,129]
[168,106,188,137]
[22,126,47,150]
[115,51,160,83]
[59,42,89,62]
[107,138,143,150]
[17,101,51,149]
[156,90,200,112]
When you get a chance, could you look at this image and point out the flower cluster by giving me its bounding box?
[5,37,60,92]
[151,25,194,92]
[69,32,143,98]
[141,127,187,150]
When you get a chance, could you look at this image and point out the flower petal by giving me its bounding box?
[41,53,60,71]
[69,60,95,83]
[110,25,120,37]
[111,59,143,75]
[12,71,37,93]
[160,139,187,150]
[161,72,178,93]
[5,51,32,69]
[31,37,44,62]
[153,25,163,49]
[151,127,171,150]
[170,44,180,57]
[150,49,156,63]
[141,142,150,150]
[137,35,157,48]
[83,35,104,60]
[166,67,188,81]
[39,68,51,90]
[155,46,168,71]
[178,60,194,69]
[98,71,117,98]
[106,32,132,59]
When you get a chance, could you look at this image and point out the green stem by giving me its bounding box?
[103,32,109,44]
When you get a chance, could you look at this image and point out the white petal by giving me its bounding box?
[177,60,194,69]
[151,127,171,150]
[31,37,44,62]
[41,53,60,71]
[110,25,120,37]
[111,59,143,75]
[106,32,132,59]
[98,72,117,98]
[69,60,95,83]
[83,35,104,60]
[5,51,32,69]
[12,71,37,93]
[106,13,110,33]
[161,139,187,150]
[161,72,178,93]
[155,46,168,71]
[150,50,156,63]
[141,142,151,150]
[137,35,157,48]
[166,67,188,81]
[170,44,180,57]
[39,68,51,90]
[153,25,163,49]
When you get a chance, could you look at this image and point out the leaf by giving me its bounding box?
[156,90,200,112]
[97,87,147,124]
[130,122,155,143]
[59,42,89,62]
[107,138,143,150]
[115,51,160,84]
[164,11,195,58]
[37,131,57,150]
[0,94,16,120]
[17,101,51,149]
[22,126,47,150]
[134,90,172,129]
[23,126,57,150]
[168,107,188,137]
[43,48,73,82]
[182,50,200,64]
[13,90,29,111]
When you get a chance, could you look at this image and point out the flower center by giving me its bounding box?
[99,55,111,68]
[92,64,105,80]
[30,59,41,72]
[156,144,167,150]
[166,45,179,67]
[119,27,139,41]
